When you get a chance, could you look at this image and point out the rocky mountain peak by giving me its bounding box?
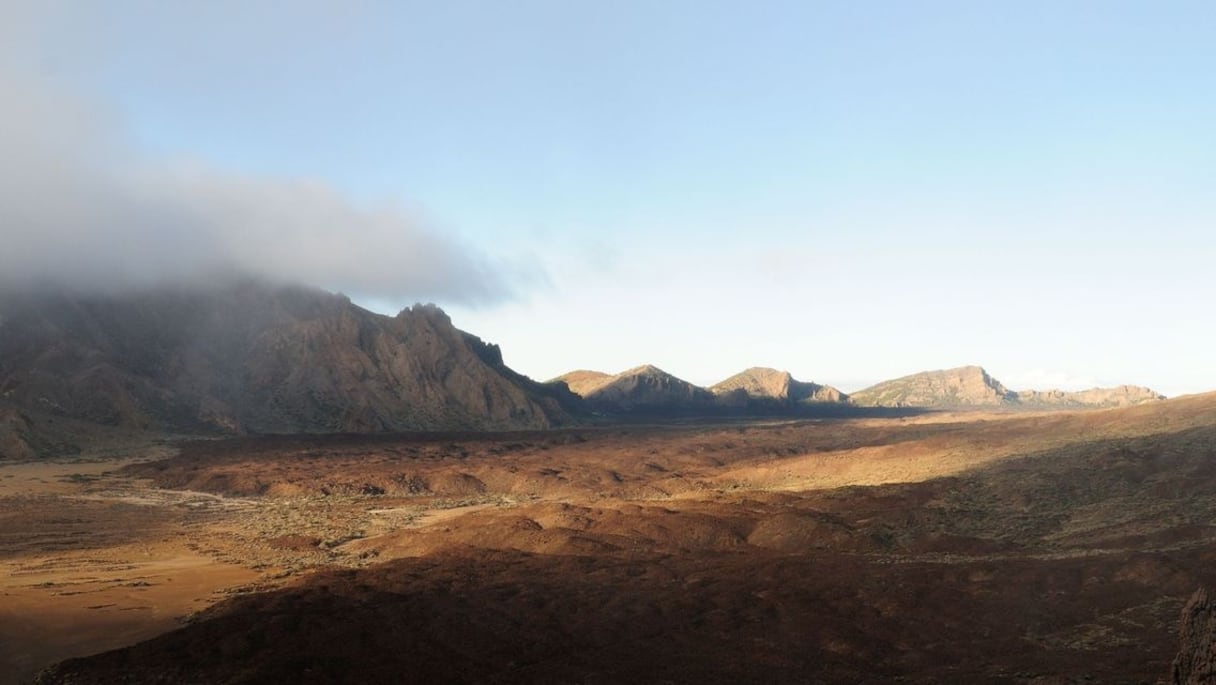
[623,364,667,377]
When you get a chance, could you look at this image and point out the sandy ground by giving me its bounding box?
[0,454,264,684]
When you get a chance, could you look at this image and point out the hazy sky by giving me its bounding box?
[4,2,1214,396]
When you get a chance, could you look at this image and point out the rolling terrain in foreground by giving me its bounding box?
[7,393,1216,683]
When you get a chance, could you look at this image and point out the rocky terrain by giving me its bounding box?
[850,365,1164,410]
[0,283,1192,683]
[0,281,580,452]
[9,392,1216,684]
[1170,589,1216,684]
[0,407,37,461]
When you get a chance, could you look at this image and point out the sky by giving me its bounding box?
[2,1,1214,396]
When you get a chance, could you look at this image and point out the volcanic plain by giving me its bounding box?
[7,394,1216,684]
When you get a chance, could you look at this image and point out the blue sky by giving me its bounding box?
[6,2,1215,395]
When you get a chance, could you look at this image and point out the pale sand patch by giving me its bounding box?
[0,452,263,685]
[0,543,258,685]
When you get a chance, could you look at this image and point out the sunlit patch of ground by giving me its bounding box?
[9,393,1216,683]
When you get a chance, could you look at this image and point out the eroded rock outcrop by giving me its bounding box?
[1171,588,1216,684]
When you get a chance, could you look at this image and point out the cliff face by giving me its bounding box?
[0,281,579,440]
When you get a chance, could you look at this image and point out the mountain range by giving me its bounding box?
[0,281,1166,458]
[554,363,1162,414]
[0,281,580,457]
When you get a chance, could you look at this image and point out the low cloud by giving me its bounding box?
[0,49,526,306]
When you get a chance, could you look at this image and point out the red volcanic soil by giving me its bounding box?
[28,395,1216,683]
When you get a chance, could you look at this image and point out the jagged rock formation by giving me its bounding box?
[0,281,580,442]
[710,367,847,407]
[555,364,714,413]
[850,365,1165,410]
[1171,588,1216,684]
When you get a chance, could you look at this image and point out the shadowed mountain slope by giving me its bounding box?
[0,281,579,446]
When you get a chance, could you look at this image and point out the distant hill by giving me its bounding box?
[554,365,852,416]
[550,370,613,397]
[1015,385,1166,408]
[849,366,1012,408]
[0,281,580,454]
[710,367,847,406]
[556,363,1169,416]
[552,364,714,413]
[850,365,1164,410]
